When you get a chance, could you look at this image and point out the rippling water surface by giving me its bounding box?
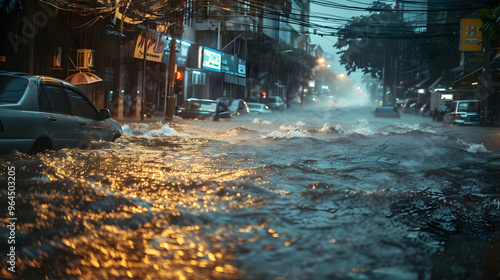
[1,105,500,280]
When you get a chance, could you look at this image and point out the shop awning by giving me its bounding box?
[414,76,430,88]
[428,76,443,90]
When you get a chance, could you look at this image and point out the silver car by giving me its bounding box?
[266,96,286,111]
[0,72,122,154]
[247,102,271,113]
[442,100,481,126]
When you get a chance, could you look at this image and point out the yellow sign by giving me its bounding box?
[133,32,165,62]
[460,18,482,52]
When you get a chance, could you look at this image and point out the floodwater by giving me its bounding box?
[1,104,500,280]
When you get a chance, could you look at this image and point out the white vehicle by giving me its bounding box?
[0,71,122,154]
[247,102,272,113]
[429,90,453,120]
[442,100,481,126]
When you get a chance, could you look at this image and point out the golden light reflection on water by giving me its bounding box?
[3,117,500,280]
[3,135,274,280]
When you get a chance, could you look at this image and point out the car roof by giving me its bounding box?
[452,99,480,103]
[187,98,217,103]
[1,71,78,88]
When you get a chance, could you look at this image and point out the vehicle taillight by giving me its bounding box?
[453,114,460,118]
[0,120,4,132]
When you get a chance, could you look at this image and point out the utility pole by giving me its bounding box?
[391,0,401,106]
[116,4,128,119]
[166,30,177,120]
[141,19,149,121]
[165,0,184,120]
[480,32,491,126]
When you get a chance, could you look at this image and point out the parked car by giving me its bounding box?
[0,72,122,154]
[247,102,272,113]
[216,97,249,116]
[373,106,401,118]
[177,98,231,120]
[394,99,405,108]
[442,99,481,126]
[431,100,453,121]
[302,94,318,104]
[265,96,286,111]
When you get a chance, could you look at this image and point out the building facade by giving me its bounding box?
[0,0,313,118]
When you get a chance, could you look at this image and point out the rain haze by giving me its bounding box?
[1,0,500,280]
[310,0,368,96]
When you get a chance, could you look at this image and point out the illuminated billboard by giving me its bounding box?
[202,47,221,72]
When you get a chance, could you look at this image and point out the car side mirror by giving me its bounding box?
[100,109,111,119]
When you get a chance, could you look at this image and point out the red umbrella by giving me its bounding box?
[65,72,103,85]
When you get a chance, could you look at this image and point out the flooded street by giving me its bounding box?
[1,104,500,280]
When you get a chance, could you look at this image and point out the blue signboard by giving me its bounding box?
[202,47,221,72]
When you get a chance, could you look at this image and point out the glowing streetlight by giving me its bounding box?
[338,73,346,79]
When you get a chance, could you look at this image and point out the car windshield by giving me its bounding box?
[458,102,479,113]
[228,101,241,111]
[248,103,261,109]
[217,98,233,106]
[0,76,28,103]
[182,101,216,112]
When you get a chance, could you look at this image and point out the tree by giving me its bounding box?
[334,1,420,104]
[478,3,500,125]
[0,0,22,14]
[335,2,402,74]
[479,4,500,43]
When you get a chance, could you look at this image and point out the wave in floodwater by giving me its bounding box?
[1,111,499,280]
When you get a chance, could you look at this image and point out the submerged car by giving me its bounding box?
[443,100,481,126]
[177,99,231,120]
[373,106,401,118]
[302,94,318,104]
[247,102,272,113]
[266,96,286,111]
[0,72,122,154]
[216,97,249,116]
